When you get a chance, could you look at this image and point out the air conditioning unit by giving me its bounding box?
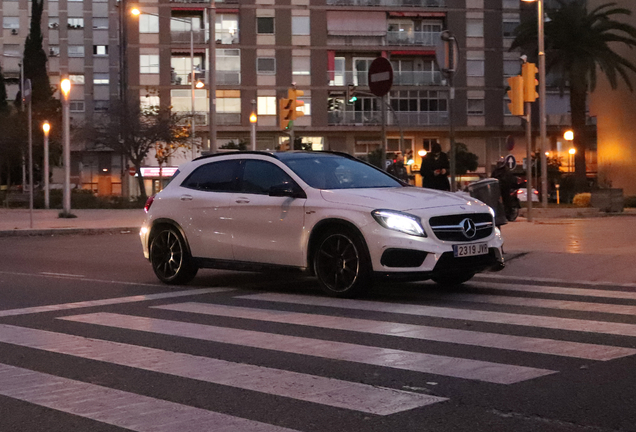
[11,29,18,35]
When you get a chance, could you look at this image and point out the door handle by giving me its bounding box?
[235,198,250,204]
[180,195,193,201]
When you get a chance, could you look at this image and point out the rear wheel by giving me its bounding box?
[432,272,475,287]
[314,228,372,298]
[150,227,198,285]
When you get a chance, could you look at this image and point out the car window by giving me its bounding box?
[282,155,402,189]
[241,160,298,195]
[181,160,240,192]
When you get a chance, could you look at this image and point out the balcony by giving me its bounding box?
[328,110,448,126]
[328,70,442,86]
[171,30,207,44]
[176,112,241,126]
[386,30,441,47]
[326,0,445,7]
[171,70,241,86]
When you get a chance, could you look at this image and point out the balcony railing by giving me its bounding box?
[386,31,441,46]
[328,70,442,86]
[328,110,448,126]
[326,0,445,7]
[171,70,241,86]
[171,30,207,44]
[215,29,239,45]
[176,112,241,126]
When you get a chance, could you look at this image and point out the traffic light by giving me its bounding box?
[522,62,539,102]
[288,88,305,121]
[506,75,524,116]
[279,97,293,130]
[346,84,357,104]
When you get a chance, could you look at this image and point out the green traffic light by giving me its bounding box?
[349,96,357,103]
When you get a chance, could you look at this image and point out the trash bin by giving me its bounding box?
[467,178,507,227]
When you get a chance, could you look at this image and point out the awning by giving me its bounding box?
[391,50,435,56]
[172,7,205,11]
[327,11,386,36]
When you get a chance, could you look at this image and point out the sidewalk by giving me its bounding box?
[1,208,635,286]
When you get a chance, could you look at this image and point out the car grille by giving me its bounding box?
[429,213,494,242]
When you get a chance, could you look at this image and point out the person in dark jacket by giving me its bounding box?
[420,143,450,190]
[387,153,409,182]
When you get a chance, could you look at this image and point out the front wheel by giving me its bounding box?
[432,272,475,287]
[150,227,198,285]
[506,204,520,222]
[313,228,372,298]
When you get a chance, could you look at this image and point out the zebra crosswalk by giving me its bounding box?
[1,278,635,431]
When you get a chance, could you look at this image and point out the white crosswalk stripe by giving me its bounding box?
[2,279,636,431]
[152,302,636,361]
[0,324,444,415]
[239,293,636,337]
[59,312,556,384]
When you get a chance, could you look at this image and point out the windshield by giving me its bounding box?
[280,154,403,190]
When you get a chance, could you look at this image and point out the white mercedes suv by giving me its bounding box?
[140,151,504,297]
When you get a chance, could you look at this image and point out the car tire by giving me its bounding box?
[313,228,372,298]
[150,226,198,285]
[432,272,475,287]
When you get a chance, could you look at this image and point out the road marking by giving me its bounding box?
[440,292,636,316]
[153,302,636,361]
[239,293,636,338]
[0,363,298,432]
[0,269,165,287]
[40,272,86,278]
[59,312,555,384]
[475,273,636,289]
[0,324,443,415]
[469,281,636,301]
[0,288,231,317]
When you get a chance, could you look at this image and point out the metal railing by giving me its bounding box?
[215,29,239,45]
[328,70,442,86]
[171,70,241,86]
[386,30,441,46]
[170,30,207,44]
[328,110,448,126]
[326,0,445,7]
[175,112,241,126]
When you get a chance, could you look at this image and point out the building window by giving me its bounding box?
[292,57,310,76]
[69,74,85,85]
[503,59,520,77]
[67,18,84,29]
[389,90,448,113]
[503,21,519,38]
[93,18,109,30]
[69,101,85,112]
[93,45,108,56]
[256,17,274,34]
[257,96,276,115]
[94,101,109,112]
[292,16,310,35]
[216,14,239,44]
[48,18,60,29]
[140,95,160,109]
[140,55,159,74]
[422,138,439,152]
[3,44,20,56]
[139,14,159,33]
[48,45,60,57]
[217,97,241,113]
[256,57,276,75]
[298,98,311,116]
[466,59,485,77]
[3,17,20,29]
[68,46,85,57]
[94,73,109,85]
[466,20,483,38]
[467,99,485,115]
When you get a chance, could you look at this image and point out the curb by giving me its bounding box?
[0,227,140,238]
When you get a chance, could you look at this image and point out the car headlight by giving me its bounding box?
[371,210,426,237]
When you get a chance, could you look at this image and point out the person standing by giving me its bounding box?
[387,153,409,183]
[420,143,450,191]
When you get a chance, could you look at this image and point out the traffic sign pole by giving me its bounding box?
[367,57,393,170]
[525,101,533,222]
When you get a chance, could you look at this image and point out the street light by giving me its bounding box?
[131,8,199,160]
[60,78,72,216]
[568,147,576,173]
[250,99,257,151]
[522,0,548,207]
[42,121,51,209]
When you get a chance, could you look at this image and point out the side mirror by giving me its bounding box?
[269,183,306,199]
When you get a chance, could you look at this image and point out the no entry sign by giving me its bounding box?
[368,57,393,97]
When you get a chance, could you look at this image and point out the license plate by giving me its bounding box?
[453,243,488,258]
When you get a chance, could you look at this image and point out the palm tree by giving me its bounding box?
[511,0,636,187]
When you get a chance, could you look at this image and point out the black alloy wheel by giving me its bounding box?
[150,227,198,284]
[314,229,371,298]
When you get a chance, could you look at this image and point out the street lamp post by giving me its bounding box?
[250,99,257,151]
[60,78,72,216]
[42,121,50,209]
[523,0,548,207]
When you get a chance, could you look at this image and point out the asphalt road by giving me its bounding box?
[1,233,636,431]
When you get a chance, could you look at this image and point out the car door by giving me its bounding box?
[178,159,240,260]
[231,159,307,267]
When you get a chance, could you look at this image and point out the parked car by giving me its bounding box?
[140,151,505,297]
[517,187,540,202]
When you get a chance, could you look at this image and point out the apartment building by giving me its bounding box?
[1,0,123,194]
